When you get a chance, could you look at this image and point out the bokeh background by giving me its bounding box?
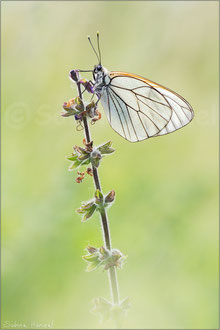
[2,1,219,329]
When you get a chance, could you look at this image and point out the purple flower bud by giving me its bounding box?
[69,70,79,82]
[75,114,82,121]
[63,102,67,107]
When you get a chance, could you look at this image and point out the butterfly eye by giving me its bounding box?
[96,65,102,71]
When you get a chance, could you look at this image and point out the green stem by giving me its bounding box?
[77,82,120,306]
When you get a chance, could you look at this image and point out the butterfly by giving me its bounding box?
[78,33,194,142]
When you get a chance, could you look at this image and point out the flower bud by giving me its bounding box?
[104,190,115,203]
[87,246,98,254]
[91,150,101,159]
[69,70,79,82]
[99,246,107,256]
[90,150,102,168]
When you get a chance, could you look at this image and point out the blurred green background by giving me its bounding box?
[1,1,219,329]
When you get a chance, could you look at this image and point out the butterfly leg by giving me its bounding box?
[95,93,101,106]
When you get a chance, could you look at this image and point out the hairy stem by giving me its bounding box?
[77,82,120,305]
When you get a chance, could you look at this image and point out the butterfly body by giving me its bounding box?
[92,64,194,142]
[93,65,110,94]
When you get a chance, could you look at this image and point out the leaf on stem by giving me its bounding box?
[95,189,104,203]
[66,154,78,161]
[92,296,130,325]
[76,202,97,222]
[75,96,84,111]
[61,96,84,118]
[78,153,90,161]
[68,158,83,170]
[82,246,103,271]
[67,146,90,171]
[103,249,127,270]
[97,141,115,155]
[92,297,112,322]
[82,245,126,271]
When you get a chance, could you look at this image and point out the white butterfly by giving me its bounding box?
[83,33,194,142]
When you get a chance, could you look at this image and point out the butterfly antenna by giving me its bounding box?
[97,31,102,65]
[88,35,100,63]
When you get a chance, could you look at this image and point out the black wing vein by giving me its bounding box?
[109,90,132,140]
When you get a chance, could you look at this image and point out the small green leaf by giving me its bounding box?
[81,158,91,166]
[77,201,96,221]
[95,189,103,203]
[78,147,88,154]
[99,246,109,258]
[61,110,77,117]
[77,201,94,213]
[75,96,84,111]
[68,158,82,170]
[86,259,102,272]
[83,254,99,262]
[78,154,90,161]
[82,204,97,222]
[66,154,78,161]
[82,201,95,210]
[97,141,115,155]
[83,246,103,272]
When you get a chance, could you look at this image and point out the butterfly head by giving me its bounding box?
[93,64,104,79]
[93,64,108,89]
[94,64,103,73]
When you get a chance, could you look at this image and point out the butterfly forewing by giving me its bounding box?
[99,71,194,142]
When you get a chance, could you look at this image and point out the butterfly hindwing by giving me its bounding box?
[99,71,194,142]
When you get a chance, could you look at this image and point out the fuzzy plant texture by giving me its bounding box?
[62,70,130,327]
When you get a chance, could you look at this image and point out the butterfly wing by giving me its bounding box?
[99,71,194,142]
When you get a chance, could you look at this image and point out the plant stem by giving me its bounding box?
[76,82,120,305]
